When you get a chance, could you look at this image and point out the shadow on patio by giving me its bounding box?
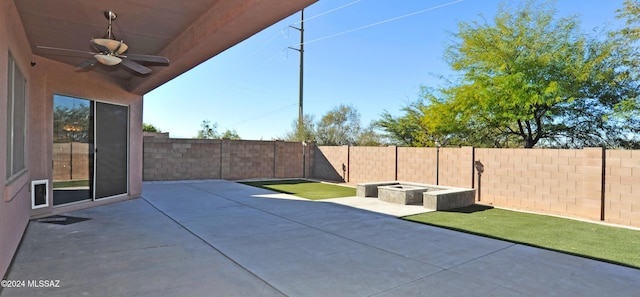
[2,180,639,296]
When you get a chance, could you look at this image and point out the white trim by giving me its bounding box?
[31,179,49,209]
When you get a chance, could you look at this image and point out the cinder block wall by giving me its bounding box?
[475,148,603,221]
[348,146,396,183]
[142,139,640,227]
[143,137,307,181]
[318,146,474,188]
[312,145,348,181]
[222,140,274,180]
[52,143,90,181]
[606,150,640,227]
[274,141,313,178]
[143,137,221,180]
[314,145,640,228]
[439,147,474,188]
[396,147,437,184]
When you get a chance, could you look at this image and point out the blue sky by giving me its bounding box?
[143,0,627,140]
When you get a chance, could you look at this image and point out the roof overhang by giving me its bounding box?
[16,0,317,95]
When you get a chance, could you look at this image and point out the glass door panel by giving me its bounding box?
[52,95,93,205]
[52,96,128,205]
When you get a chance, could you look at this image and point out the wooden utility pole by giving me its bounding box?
[289,9,304,129]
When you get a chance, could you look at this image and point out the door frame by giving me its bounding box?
[52,94,130,206]
[92,100,130,200]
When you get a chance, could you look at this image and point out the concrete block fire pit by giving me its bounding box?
[377,184,429,205]
[356,181,476,210]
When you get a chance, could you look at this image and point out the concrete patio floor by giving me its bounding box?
[2,180,639,296]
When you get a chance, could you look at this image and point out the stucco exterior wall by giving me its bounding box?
[28,56,143,218]
[1,0,143,277]
[0,0,37,279]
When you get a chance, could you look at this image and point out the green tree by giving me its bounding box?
[449,2,601,147]
[376,108,429,147]
[284,108,381,146]
[196,120,241,139]
[53,104,90,143]
[616,0,640,68]
[611,0,640,148]
[376,89,519,148]
[142,123,161,132]
[221,129,241,140]
[316,104,362,145]
[422,1,635,148]
[355,123,383,146]
[195,120,219,139]
[283,114,316,142]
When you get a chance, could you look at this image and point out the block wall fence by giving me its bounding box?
[313,145,640,228]
[143,137,312,181]
[142,135,639,228]
[52,143,91,181]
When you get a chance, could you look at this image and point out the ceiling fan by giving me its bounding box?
[37,11,169,75]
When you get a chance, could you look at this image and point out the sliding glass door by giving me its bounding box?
[94,102,128,199]
[52,95,128,205]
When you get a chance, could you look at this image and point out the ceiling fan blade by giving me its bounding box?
[90,39,111,54]
[113,41,123,54]
[122,54,169,64]
[36,46,95,56]
[120,59,152,75]
[75,57,98,68]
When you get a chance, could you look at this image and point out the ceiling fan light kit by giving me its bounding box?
[94,54,122,66]
[36,10,169,75]
[92,38,128,54]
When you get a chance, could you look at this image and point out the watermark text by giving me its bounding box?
[1,279,61,288]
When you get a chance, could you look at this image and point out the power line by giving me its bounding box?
[239,30,282,64]
[297,0,464,46]
[239,0,366,65]
[229,103,298,127]
[235,1,464,130]
[229,96,337,128]
[293,0,364,25]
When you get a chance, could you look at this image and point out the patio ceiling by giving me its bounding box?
[15,0,316,94]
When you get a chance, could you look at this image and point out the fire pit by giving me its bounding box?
[376,184,430,205]
[356,181,476,210]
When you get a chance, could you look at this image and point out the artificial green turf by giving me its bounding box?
[53,179,89,188]
[240,179,356,200]
[403,205,640,269]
